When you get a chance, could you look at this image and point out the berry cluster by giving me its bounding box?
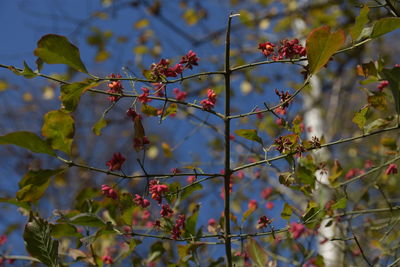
[171,214,186,240]
[106,74,124,102]
[149,50,199,81]
[258,38,306,61]
[257,215,271,229]
[149,180,169,204]
[101,184,118,200]
[106,152,126,171]
[200,89,217,110]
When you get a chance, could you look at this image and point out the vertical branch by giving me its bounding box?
[223,13,236,267]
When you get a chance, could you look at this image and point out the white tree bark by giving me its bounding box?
[292,4,344,265]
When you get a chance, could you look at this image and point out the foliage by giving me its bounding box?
[1,1,400,266]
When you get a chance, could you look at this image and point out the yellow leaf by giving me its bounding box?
[134,18,149,29]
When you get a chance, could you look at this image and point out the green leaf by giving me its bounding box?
[42,110,75,155]
[368,92,387,110]
[359,76,379,85]
[296,164,316,187]
[69,213,106,227]
[61,80,100,112]
[329,160,343,185]
[245,238,269,267]
[352,105,369,129]
[51,223,83,238]
[165,182,181,204]
[302,201,320,223]
[162,103,178,120]
[357,61,377,77]
[142,104,159,116]
[350,5,370,41]
[80,222,119,245]
[148,242,165,262]
[281,203,292,220]
[234,129,263,145]
[371,17,400,39]
[24,213,59,267]
[364,117,392,134]
[242,206,256,223]
[306,26,345,75]
[0,197,31,210]
[34,34,88,73]
[332,197,347,210]
[0,131,56,157]
[180,183,202,201]
[184,209,199,238]
[92,117,107,136]
[381,137,397,150]
[382,68,400,114]
[17,169,64,202]
[8,61,37,79]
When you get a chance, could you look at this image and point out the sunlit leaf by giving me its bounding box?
[296,164,315,187]
[356,61,377,77]
[182,8,200,26]
[281,203,292,220]
[134,45,149,55]
[302,201,319,222]
[42,110,75,155]
[352,105,369,129]
[371,17,400,39]
[134,18,149,29]
[142,104,159,116]
[148,242,165,262]
[239,9,255,27]
[80,222,118,245]
[381,137,397,150]
[69,213,106,227]
[234,129,263,145]
[350,5,370,41]
[306,26,345,75]
[51,223,83,238]
[364,117,392,134]
[24,213,59,267]
[17,169,64,202]
[329,160,343,184]
[162,103,178,120]
[242,206,256,223]
[184,209,199,238]
[368,92,387,110]
[34,34,88,73]
[180,183,202,201]
[95,50,110,62]
[8,61,37,79]
[92,117,107,136]
[332,197,347,210]
[161,142,173,158]
[0,131,56,157]
[61,80,100,112]
[0,198,31,210]
[0,80,7,91]
[245,238,269,267]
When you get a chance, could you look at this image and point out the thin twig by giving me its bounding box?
[233,125,400,172]
[353,234,372,267]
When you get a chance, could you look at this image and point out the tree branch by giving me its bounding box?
[233,125,400,172]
